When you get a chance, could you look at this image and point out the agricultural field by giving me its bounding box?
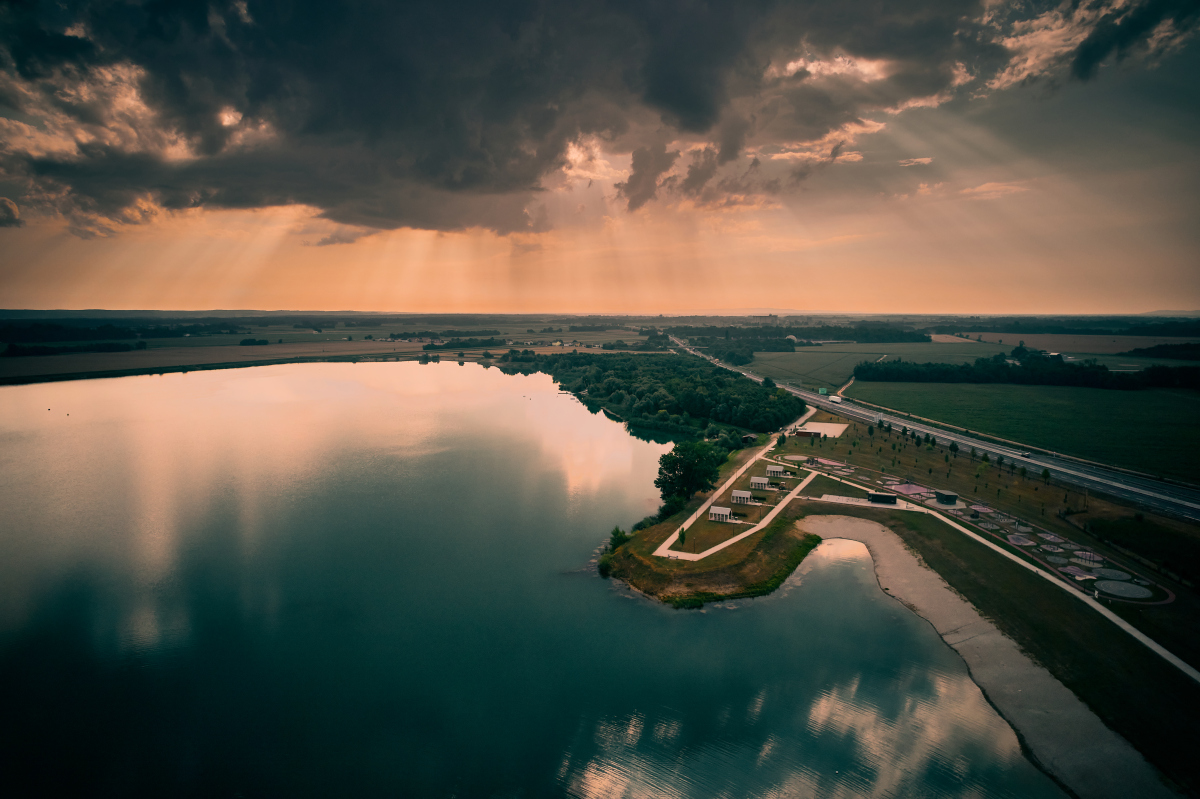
[750,340,1008,391]
[965,332,1200,355]
[844,382,1200,484]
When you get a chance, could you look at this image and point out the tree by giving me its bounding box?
[949,441,959,458]
[1042,467,1052,485]
[654,441,723,502]
[981,453,990,464]
[609,525,631,552]
[867,425,874,437]
[762,376,776,389]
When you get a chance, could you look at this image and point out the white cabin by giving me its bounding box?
[750,476,770,490]
[731,490,753,504]
[709,506,732,522]
[766,464,784,478]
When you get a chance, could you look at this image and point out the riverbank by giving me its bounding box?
[804,515,1177,799]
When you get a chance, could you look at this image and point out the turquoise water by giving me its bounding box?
[0,362,1063,797]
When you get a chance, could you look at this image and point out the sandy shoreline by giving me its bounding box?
[800,515,1178,799]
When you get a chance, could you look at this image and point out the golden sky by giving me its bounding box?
[1,0,1198,314]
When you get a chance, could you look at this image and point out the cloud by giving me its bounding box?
[614,143,680,211]
[0,0,1193,238]
[0,197,23,227]
[986,0,1198,89]
[959,181,1027,200]
[305,227,377,247]
[898,157,933,166]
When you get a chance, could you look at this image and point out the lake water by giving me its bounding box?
[0,362,1064,797]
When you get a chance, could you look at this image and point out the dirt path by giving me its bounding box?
[801,514,1179,799]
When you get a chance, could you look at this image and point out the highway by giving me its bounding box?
[670,337,1200,523]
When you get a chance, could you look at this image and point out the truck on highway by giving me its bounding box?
[830,396,843,404]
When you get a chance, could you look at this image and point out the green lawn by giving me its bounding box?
[750,341,1008,391]
[845,382,1200,484]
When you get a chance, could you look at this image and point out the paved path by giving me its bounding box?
[650,407,816,561]
[804,515,1179,799]
[654,471,819,561]
[813,471,1200,687]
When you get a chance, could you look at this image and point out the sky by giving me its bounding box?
[1,0,1198,314]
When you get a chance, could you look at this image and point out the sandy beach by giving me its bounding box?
[800,515,1179,799]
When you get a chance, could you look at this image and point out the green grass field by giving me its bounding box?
[844,382,1200,484]
[750,340,1008,390]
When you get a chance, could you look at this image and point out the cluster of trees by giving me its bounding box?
[600,332,670,351]
[853,347,1200,390]
[690,337,798,365]
[568,324,613,332]
[0,320,242,343]
[239,338,270,346]
[928,317,1200,338]
[497,352,806,433]
[1121,342,1200,361]
[2,341,148,357]
[423,337,506,351]
[668,324,930,344]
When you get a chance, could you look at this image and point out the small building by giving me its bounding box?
[750,476,770,490]
[868,492,898,505]
[709,506,732,522]
[766,464,784,478]
[741,433,758,444]
[731,490,753,505]
[935,490,959,506]
[793,429,820,438]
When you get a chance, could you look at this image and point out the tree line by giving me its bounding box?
[497,352,806,434]
[853,346,1200,390]
[668,324,930,344]
[927,317,1200,338]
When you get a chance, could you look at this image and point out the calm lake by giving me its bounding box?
[0,362,1064,797]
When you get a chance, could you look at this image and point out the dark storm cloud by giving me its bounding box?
[1071,0,1200,80]
[614,143,680,210]
[0,0,1194,235]
[0,197,22,227]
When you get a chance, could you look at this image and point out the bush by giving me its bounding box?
[597,553,615,578]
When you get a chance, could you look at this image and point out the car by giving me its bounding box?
[1019,451,1032,457]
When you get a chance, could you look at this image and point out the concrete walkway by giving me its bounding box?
[813,472,1200,687]
[654,471,819,561]
[651,407,816,561]
[804,516,1179,799]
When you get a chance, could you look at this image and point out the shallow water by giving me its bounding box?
[0,362,1063,797]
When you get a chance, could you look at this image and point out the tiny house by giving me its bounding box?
[731,490,753,504]
[709,506,732,522]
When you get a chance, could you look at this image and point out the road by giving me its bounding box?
[670,337,1200,523]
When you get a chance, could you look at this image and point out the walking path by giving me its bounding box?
[813,472,1200,687]
[651,407,815,561]
[654,471,819,561]
[804,516,1179,799]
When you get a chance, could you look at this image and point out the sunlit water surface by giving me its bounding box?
[0,362,1063,797]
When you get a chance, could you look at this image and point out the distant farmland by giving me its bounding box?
[844,382,1200,484]
[965,333,1200,355]
[749,340,1008,390]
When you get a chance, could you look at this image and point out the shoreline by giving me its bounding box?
[800,515,1179,799]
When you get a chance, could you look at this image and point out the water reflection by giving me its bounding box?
[0,364,1061,797]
